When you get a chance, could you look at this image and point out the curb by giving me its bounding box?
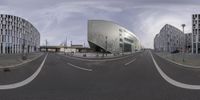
[0,53,44,69]
[154,52,200,69]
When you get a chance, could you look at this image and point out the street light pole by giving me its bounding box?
[45,40,48,52]
[70,41,73,55]
[64,36,67,55]
[181,24,186,62]
[83,42,86,57]
[105,36,107,56]
[22,37,27,60]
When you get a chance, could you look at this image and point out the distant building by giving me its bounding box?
[192,14,200,54]
[154,24,184,53]
[185,33,192,53]
[88,20,141,55]
[0,14,40,54]
[154,34,160,52]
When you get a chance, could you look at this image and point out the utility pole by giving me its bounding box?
[181,24,186,62]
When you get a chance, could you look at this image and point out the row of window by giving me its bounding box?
[0,43,37,54]
[0,15,26,25]
[0,35,34,44]
[193,14,200,19]
[0,29,38,41]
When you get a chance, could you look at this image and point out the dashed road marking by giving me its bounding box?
[67,63,93,72]
[124,58,136,66]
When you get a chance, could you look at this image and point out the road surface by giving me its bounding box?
[0,50,200,100]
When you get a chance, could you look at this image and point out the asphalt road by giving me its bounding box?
[0,50,200,100]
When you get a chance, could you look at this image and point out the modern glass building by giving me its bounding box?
[88,20,141,54]
[0,14,40,54]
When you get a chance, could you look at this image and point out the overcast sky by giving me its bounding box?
[0,0,200,48]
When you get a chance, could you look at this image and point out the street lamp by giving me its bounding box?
[105,36,107,56]
[45,40,48,52]
[83,42,86,57]
[64,36,67,55]
[70,41,73,56]
[21,35,27,60]
[181,24,186,62]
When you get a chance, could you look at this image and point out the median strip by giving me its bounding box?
[150,51,200,90]
[0,53,48,90]
[0,53,44,69]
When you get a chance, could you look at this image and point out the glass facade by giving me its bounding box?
[88,20,141,54]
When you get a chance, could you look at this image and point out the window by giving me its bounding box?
[124,37,134,43]
[119,38,123,42]
[119,29,122,32]
[119,43,123,47]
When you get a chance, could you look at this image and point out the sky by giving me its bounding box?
[0,0,200,48]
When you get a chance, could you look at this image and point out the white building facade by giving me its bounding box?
[0,14,40,54]
[88,20,141,55]
[154,24,184,53]
[185,33,192,53]
[192,14,200,54]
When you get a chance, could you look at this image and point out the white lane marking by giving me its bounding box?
[0,53,48,90]
[67,63,93,72]
[124,58,136,66]
[150,51,200,90]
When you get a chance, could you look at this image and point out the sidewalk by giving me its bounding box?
[155,52,200,67]
[0,52,44,68]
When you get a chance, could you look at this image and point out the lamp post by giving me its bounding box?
[70,41,73,56]
[181,24,186,62]
[105,36,107,56]
[22,38,27,60]
[45,40,48,52]
[64,36,67,55]
[83,42,86,57]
